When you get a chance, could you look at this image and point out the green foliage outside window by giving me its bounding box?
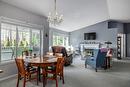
[53,35,68,47]
[32,34,39,46]
[12,39,16,46]
[57,36,63,45]
[4,37,11,46]
[53,36,57,46]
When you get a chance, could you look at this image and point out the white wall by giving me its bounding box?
[70,21,118,48]
[0,1,49,80]
[0,1,46,25]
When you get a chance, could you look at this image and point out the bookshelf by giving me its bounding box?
[117,36,121,59]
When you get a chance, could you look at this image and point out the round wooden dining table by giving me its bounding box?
[26,56,57,66]
[24,56,58,87]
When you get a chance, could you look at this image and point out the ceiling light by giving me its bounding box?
[47,0,63,25]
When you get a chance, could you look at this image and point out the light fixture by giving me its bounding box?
[47,0,63,25]
[104,41,112,48]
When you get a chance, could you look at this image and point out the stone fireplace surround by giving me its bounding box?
[80,41,101,59]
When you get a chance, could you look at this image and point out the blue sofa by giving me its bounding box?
[85,48,107,72]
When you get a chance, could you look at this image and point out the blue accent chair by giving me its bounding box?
[85,49,107,72]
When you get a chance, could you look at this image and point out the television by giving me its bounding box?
[84,32,96,40]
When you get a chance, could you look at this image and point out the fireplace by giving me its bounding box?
[80,42,100,60]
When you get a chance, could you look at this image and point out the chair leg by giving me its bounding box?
[56,78,58,87]
[108,58,111,68]
[95,68,97,72]
[37,71,39,85]
[59,73,62,80]
[16,74,20,87]
[85,61,87,68]
[62,76,65,84]
[61,73,65,84]
[23,76,26,87]
[85,64,87,68]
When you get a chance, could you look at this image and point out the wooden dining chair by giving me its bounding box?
[47,53,63,70]
[22,50,37,76]
[15,58,38,87]
[43,58,65,87]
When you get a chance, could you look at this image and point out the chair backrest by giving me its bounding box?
[22,50,29,56]
[55,53,63,57]
[56,58,64,74]
[96,49,107,67]
[52,46,68,57]
[106,48,113,57]
[22,50,32,57]
[15,58,26,75]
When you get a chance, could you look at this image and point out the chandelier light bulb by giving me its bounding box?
[47,0,63,25]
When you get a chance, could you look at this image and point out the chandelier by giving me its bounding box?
[47,0,63,25]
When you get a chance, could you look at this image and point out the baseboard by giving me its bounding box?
[0,74,17,82]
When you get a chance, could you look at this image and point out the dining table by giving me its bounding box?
[24,55,58,87]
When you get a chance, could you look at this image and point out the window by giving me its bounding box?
[53,33,69,47]
[31,29,40,55]
[1,23,16,61]
[0,23,41,62]
[17,26,30,56]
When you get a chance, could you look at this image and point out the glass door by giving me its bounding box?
[0,23,42,62]
[1,23,16,61]
[31,29,40,56]
[17,26,30,56]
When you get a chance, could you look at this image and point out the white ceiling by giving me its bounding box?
[107,0,130,22]
[1,0,130,32]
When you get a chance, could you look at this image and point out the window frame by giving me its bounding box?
[52,32,69,47]
[0,17,43,62]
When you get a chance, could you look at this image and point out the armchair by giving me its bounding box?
[52,46,73,66]
[85,48,107,72]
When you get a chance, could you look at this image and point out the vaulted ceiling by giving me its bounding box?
[1,0,130,32]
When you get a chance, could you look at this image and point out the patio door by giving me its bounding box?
[17,26,30,56]
[0,22,42,62]
[1,23,16,61]
[31,29,40,55]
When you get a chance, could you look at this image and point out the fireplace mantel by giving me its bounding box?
[80,42,101,59]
